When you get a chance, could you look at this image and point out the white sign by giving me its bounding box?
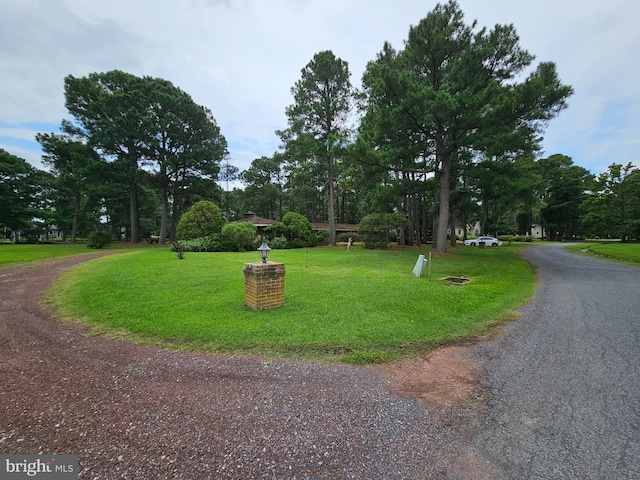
[412,254,427,277]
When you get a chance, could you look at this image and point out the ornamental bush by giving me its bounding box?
[282,211,316,248]
[262,212,316,248]
[176,236,222,252]
[220,222,257,252]
[176,201,226,240]
[268,235,288,250]
[358,212,409,248]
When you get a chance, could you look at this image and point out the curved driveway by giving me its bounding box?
[2,246,639,478]
[462,244,640,479]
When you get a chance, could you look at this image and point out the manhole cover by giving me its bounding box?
[443,276,470,284]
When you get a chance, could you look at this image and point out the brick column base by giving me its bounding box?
[243,262,285,310]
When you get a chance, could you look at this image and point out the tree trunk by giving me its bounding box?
[397,195,406,246]
[71,191,80,243]
[412,193,421,247]
[159,163,168,244]
[328,155,336,246]
[481,199,489,235]
[422,198,428,245]
[170,198,179,242]
[126,148,141,243]
[129,179,140,243]
[159,187,168,244]
[170,167,187,242]
[435,149,450,253]
[449,211,457,247]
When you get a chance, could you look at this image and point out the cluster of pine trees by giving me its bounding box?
[1,2,638,247]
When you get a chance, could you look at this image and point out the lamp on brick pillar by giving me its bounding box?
[257,237,270,263]
[244,237,284,310]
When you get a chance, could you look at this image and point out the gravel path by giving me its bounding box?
[8,246,634,479]
[462,244,640,479]
[0,253,484,479]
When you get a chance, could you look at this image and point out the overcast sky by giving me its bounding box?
[1,0,639,178]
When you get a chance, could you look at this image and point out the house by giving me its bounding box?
[311,222,359,236]
[530,224,544,239]
[238,212,359,238]
[448,222,545,239]
[237,212,280,235]
[448,221,481,238]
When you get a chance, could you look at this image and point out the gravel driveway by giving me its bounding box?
[0,253,484,479]
[463,244,640,479]
[3,245,638,479]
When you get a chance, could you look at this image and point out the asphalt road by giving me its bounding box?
[461,244,640,479]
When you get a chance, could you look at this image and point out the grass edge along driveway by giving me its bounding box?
[567,242,640,265]
[47,245,535,363]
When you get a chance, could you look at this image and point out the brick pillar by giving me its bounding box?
[243,262,285,310]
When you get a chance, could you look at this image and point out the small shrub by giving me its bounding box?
[269,235,288,249]
[363,232,391,249]
[317,229,330,242]
[513,235,534,243]
[338,232,361,243]
[358,212,409,249]
[263,214,317,248]
[172,241,185,259]
[283,212,317,248]
[220,222,257,252]
[178,235,222,252]
[500,235,515,245]
[263,223,288,238]
[86,230,112,249]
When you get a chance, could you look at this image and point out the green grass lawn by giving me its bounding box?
[47,244,536,363]
[567,242,640,264]
[0,243,102,267]
[0,243,150,267]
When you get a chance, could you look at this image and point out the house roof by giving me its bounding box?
[311,223,359,232]
[237,212,280,227]
[237,213,358,233]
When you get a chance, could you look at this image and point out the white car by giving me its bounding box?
[464,236,502,247]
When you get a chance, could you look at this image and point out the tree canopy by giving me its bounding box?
[0,149,40,235]
[62,70,227,242]
[6,3,636,246]
[359,0,573,252]
[278,50,355,246]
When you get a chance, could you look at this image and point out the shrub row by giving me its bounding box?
[498,235,534,243]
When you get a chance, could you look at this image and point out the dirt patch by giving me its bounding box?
[370,344,485,406]
[443,276,471,284]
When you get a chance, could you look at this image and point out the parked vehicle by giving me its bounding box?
[464,236,502,247]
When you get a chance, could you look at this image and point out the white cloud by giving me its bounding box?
[0,128,40,141]
[1,0,639,174]
[0,143,45,170]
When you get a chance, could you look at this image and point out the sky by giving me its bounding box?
[1,0,639,179]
